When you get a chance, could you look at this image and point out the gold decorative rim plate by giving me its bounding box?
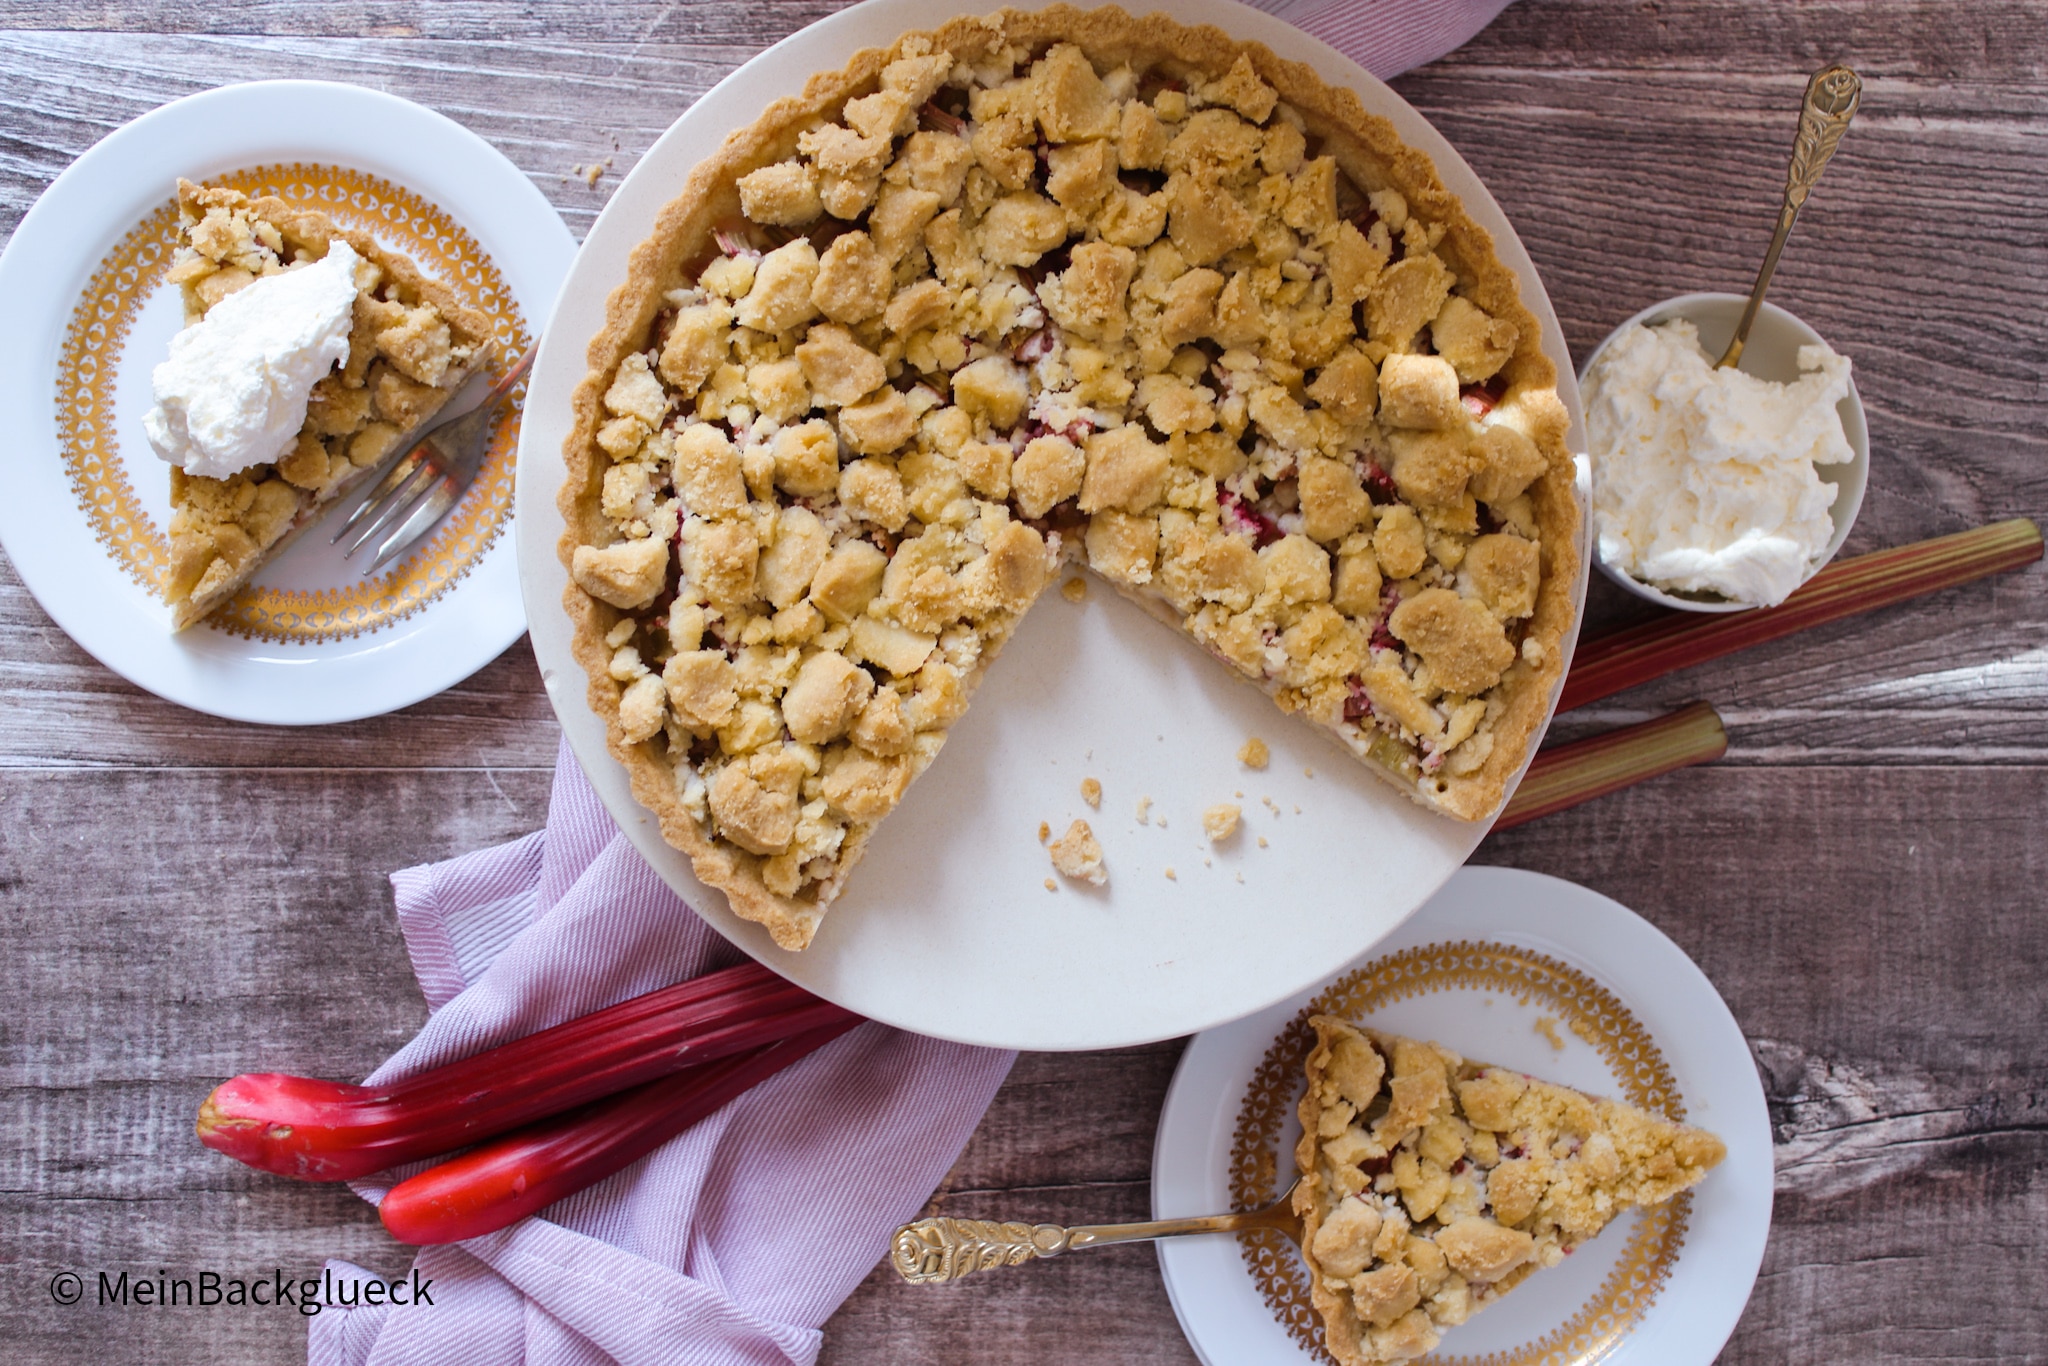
[1228,941,1690,1365]
[56,161,528,645]
[1151,867,1774,1366]
[0,79,573,723]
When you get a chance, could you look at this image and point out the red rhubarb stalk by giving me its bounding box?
[197,963,858,1181]
[378,1018,861,1245]
[1561,519,2042,713]
[1497,702,1727,830]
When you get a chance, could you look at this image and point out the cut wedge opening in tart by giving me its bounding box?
[157,180,495,631]
[560,6,1580,950]
[1293,1017,1725,1363]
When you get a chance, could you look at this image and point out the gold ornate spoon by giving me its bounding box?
[1716,64,1862,370]
[890,1179,1303,1285]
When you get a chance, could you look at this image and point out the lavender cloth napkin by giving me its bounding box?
[309,740,1012,1366]
[309,5,1515,1360]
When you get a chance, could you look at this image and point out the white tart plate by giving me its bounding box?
[1154,867,1773,1364]
[0,80,576,724]
[517,0,1592,1049]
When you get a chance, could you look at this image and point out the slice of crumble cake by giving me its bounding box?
[1293,1016,1724,1363]
[159,180,493,629]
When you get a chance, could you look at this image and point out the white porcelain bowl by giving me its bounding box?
[1578,291,1869,613]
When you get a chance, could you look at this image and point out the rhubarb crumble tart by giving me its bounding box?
[160,180,492,629]
[1293,1017,1725,1363]
[559,6,1580,949]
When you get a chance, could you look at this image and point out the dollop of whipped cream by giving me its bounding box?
[144,240,361,480]
[1586,317,1853,606]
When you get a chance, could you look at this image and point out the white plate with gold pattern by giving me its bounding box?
[0,81,575,724]
[1154,867,1772,1364]
[517,0,1591,1050]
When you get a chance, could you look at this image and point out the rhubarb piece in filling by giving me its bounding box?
[1292,1017,1725,1364]
[559,8,1579,949]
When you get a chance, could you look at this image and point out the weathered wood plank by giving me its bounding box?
[0,3,2042,1363]
[5,0,2046,86]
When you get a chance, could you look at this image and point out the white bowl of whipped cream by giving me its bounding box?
[1579,292,1869,612]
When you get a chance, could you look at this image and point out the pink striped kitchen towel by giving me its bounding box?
[309,4,1518,1361]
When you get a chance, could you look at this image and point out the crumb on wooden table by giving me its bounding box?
[1081,777,1102,808]
[1533,1016,1566,1052]
[1238,736,1270,769]
[1049,820,1106,886]
[1202,803,1241,841]
[1061,576,1088,602]
[584,163,604,187]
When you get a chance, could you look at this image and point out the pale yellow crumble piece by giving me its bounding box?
[1061,576,1088,602]
[1534,1017,1565,1052]
[1258,836,1269,848]
[1082,777,1102,808]
[1038,820,1051,843]
[1049,819,1106,886]
[1203,803,1241,841]
[1136,795,1153,824]
[1238,737,1270,769]
[1044,878,1057,892]
[1164,866,1177,881]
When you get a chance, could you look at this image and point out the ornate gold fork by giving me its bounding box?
[890,1178,1303,1285]
[334,342,535,574]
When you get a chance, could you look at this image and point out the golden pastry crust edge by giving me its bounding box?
[558,4,1581,947]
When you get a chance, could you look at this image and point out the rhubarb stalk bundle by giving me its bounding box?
[378,1020,860,1245]
[197,961,858,1182]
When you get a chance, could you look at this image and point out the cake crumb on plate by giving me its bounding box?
[1049,820,1106,886]
[1136,795,1152,824]
[1081,777,1102,808]
[1238,737,1269,769]
[1202,803,1241,841]
[1060,576,1088,602]
[1534,1016,1566,1052]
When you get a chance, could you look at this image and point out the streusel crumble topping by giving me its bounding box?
[561,9,1577,948]
[1294,1017,1724,1364]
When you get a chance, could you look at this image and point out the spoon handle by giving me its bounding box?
[889,1200,1299,1284]
[1717,65,1862,369]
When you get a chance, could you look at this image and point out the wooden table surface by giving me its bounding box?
[3,1,2043,1361]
